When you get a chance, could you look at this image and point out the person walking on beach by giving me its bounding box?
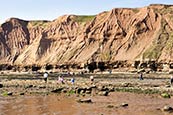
[71,77,75,84]
[170,75,173,85]
[139,72,143,80]
[58,76,65,84]
[43,72,48,83]
[90,75,94,84]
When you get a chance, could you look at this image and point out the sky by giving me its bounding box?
[1,0,173,23]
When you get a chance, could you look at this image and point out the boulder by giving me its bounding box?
[162,106,173,112]
[25,84,33,89]
[98,91,109,96]
[77,98,92,103]
[161,93,171,98]
[120,103,128,107]
[107,105,114,108]
[20,92,25,95]
[85,90,91,94]
[0,84,3,88]
[121,82,132,87]
[7,92,13,96]
[76,88,86,94]
[51,88,63,93]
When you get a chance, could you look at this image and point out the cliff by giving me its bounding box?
[1,4,173,66]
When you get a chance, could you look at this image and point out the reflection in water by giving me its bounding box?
[0,94,77,115]
[0,92,173,115]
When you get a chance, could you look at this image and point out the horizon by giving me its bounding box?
[1,0,173,23]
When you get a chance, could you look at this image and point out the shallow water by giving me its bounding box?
[0,92,172,115]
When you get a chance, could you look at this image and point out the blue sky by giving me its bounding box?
[1,0,173,23]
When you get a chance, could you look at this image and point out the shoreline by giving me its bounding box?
[0,73,173,97]
[1,73,173,114]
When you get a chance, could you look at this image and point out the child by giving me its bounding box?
[71,77,75,84]
[58,76,65,84]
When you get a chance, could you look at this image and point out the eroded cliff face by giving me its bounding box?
[1,4,173,66]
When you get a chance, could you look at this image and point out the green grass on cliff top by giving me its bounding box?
[74,15,95,23]
[27,20,49,28]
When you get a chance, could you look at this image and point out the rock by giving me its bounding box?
[39,86,46,89]
[162,106,173,112]
[90,85,97,89]
[77,98,92,103]
[25,85,33,89]
[107,105,114,108]
[76,88,86,94]
[120,103,128,107]
[97,85,105,91]
[85,90,91,94]
[7,92,13,96]
[97,85,109,91]
[2,92,13,96]
[0,84,3,88]
[121,83,132,87]
[138,69,145,73]
[161,93,171,98]
[51,88,63,93]
[165,85,171,88]
[98,91,109,96]
[108,87,114,92]
[20,92,25,95]
[62,89,67,93]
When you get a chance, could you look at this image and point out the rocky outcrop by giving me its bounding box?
[1,4,173,67]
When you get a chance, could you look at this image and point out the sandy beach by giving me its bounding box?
[0,73,173,115]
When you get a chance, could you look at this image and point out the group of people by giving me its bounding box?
[43,72,74,84]
[44,71,173,86]
[43,72,94,84]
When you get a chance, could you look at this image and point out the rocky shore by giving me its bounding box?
[0,72,173,97]
[1,73,173,115]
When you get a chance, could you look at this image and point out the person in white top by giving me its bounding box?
[90,75,94,83]
[170,75,173,85]
[43,72,48,83]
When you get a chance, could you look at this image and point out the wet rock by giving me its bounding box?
[51,88,63,93]
[2,91,13,96]
[98,91,109,96]
[25,85,33,89]
[121,83,132,87]
[80,89,86,94]
[165,85,171,88]
[77,98,92,103]
[0,84,3,88]
[162,106,173,112]
[7,92,13,96]
[85,90,91,94]
[62,89,67,93]
[20,92,25,95]
[161,93,171,98]
[98,85,108,91]
[38,86,46,89]
[108,87,115,92]
[90,85,97,89]
[76,88,86,94]
[120,103,128,107]
[107,105,114,108]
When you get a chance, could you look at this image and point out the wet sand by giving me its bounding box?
[0,92,173,115]
[0,73,173,115]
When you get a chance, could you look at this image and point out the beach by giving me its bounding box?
[0,72,173,115]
